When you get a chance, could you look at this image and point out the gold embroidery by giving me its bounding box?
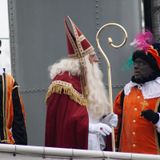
[45,80,87,106]
[140,101,149,110]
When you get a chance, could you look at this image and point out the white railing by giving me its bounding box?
[0,144,159,160]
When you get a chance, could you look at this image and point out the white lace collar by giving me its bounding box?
[124,77,160,99]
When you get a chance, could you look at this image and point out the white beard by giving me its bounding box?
[84,55,110,120]
[49,55,110,119]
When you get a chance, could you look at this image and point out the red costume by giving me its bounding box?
[45,71,89,149]
[45,16,114,150]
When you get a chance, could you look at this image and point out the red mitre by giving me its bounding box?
[64,16,94,58]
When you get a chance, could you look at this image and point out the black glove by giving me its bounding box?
[141,109,159,124]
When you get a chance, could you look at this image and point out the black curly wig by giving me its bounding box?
[131,43,160,83]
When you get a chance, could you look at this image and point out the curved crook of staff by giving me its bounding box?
[96,23,128,152]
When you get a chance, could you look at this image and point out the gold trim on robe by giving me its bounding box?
[46,80,87,106]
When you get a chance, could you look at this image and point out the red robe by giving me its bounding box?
[45,71,89,149]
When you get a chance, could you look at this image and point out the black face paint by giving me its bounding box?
[131,58,159,84]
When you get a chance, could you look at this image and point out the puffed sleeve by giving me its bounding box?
[113,90,124,149]
[12,82,27,145]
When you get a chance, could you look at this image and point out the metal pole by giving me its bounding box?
[96,23,128,152]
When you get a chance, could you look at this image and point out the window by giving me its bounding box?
[0,0,11,73]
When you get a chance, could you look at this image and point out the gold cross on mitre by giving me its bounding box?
[140,101,149,110]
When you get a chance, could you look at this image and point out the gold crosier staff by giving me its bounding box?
[96,23,128,151]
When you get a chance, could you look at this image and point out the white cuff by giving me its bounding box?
[155,113,160,133]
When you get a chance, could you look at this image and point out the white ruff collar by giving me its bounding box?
[124,77,160,99]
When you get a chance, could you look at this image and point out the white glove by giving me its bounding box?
[89,123,112,136]
[101,113,118,127]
